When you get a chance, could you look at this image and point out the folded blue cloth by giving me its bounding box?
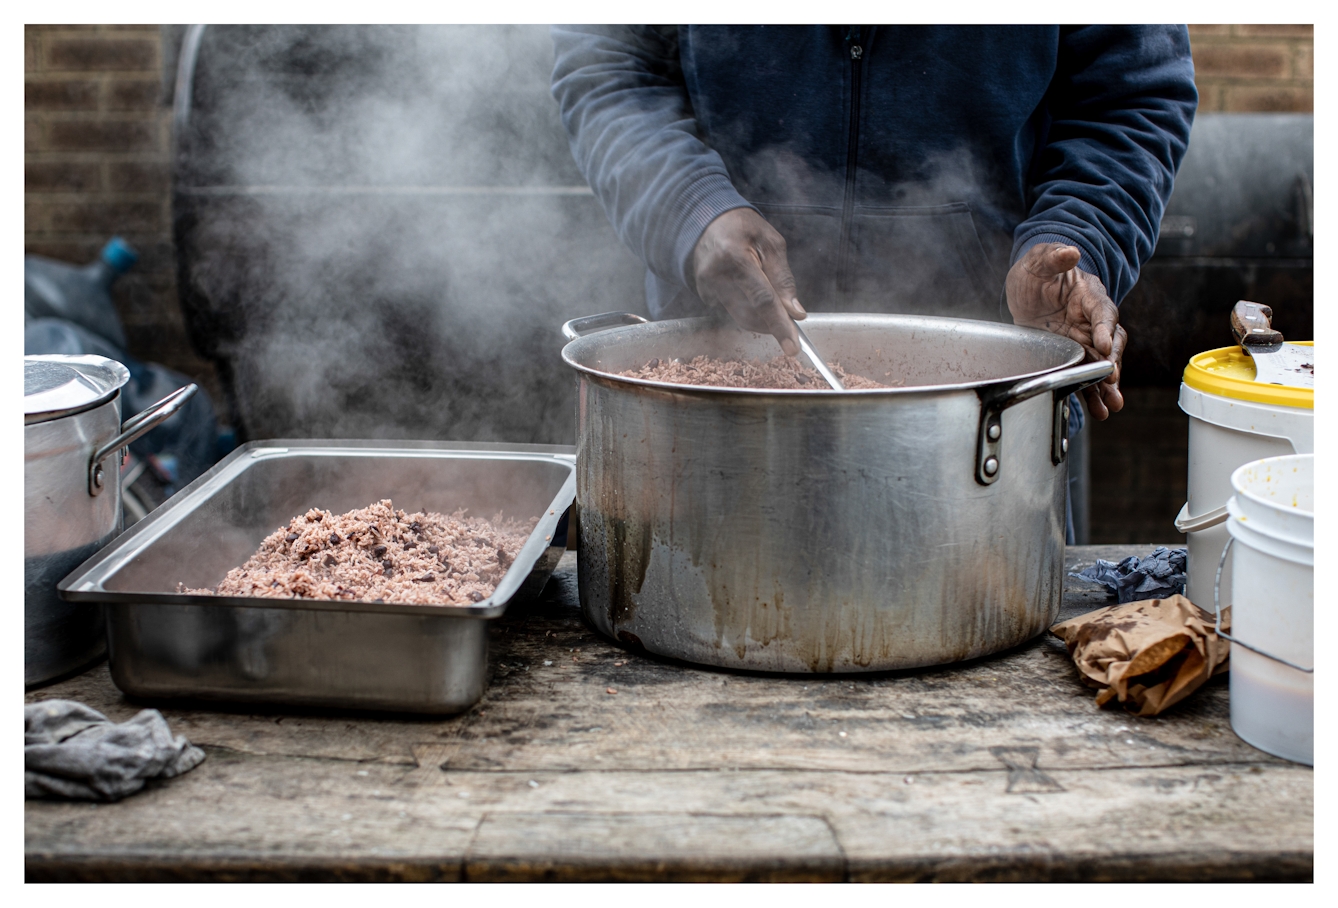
[1070,546,1188,604]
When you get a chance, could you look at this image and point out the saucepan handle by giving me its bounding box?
[562,311,650,342]
[89,384,198,496]
[974,361,1113,486]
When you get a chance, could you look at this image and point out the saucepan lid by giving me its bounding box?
[24,355,130,425]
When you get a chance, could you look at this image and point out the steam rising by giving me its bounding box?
[178,25,645,443]
[729,143,1016,321]
[179,26,1031,445]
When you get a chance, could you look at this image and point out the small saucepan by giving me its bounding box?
[25,354,196,687]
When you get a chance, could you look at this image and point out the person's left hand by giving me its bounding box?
[1006,242,1127,420]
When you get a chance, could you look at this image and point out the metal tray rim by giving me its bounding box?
[58,439,576,620]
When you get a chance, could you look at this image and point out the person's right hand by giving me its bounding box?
[690,208,806,356]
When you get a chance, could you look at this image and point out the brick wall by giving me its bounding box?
[24,24,220,404]
[1189,24,1314,112]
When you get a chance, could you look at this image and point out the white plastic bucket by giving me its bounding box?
[1178,346,1312,606]
[1221,453,1313,765]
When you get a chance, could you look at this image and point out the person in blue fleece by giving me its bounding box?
[551,26,1197,420]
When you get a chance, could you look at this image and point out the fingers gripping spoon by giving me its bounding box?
[1230,301,1314,389]
[792,322,845,390]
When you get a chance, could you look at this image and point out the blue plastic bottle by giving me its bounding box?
[24,237,137,350]
[24,236,226,491]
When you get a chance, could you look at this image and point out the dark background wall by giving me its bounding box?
[25,24,1314,544]
[1084,25,1314,543]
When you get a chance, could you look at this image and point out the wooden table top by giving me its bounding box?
[25,545,1312,882]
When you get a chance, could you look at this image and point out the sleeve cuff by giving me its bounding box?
[1012,232,1103,281]
[667,173,757,289]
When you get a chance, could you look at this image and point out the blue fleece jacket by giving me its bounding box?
[551,25,1197,322]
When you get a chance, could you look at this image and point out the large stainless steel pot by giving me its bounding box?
[561,313,1112,673]
[25,355,196,687]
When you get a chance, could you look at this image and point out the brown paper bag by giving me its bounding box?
[1050,594,1230,716]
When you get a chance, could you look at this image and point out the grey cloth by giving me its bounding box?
[1070,546,1188,604]
[25,700,205,802]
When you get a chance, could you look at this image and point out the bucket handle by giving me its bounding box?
[1214,536,1313,673]
[562,311,650,342]
[1175,502,1229,534]
[88,384,198,497]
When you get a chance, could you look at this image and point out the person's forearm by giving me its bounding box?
[1014,24,1197,305]
[550,25,755,289]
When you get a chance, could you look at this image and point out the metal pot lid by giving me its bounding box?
[24,355,130,425]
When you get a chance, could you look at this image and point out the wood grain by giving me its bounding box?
[466,812,844,882]
[26,546,1312,882]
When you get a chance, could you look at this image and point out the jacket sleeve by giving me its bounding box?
[550,25,756,290]
[1012,25,1198,304]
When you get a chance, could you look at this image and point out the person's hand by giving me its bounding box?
[1006,243,1127,420]
[691,208,806,356]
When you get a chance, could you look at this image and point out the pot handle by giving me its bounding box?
[89,384,198,496]
[974,361,1112,486]
[562,311,649,341]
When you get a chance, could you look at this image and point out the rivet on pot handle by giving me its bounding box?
[562,311,650,342]
[89,384,198,496]
[974,361,1112,486]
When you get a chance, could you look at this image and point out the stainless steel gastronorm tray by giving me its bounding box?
[59,440,576,714]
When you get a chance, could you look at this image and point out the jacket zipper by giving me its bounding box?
[837,26,864,296]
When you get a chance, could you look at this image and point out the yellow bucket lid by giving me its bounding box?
[1183,342,1313,409]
